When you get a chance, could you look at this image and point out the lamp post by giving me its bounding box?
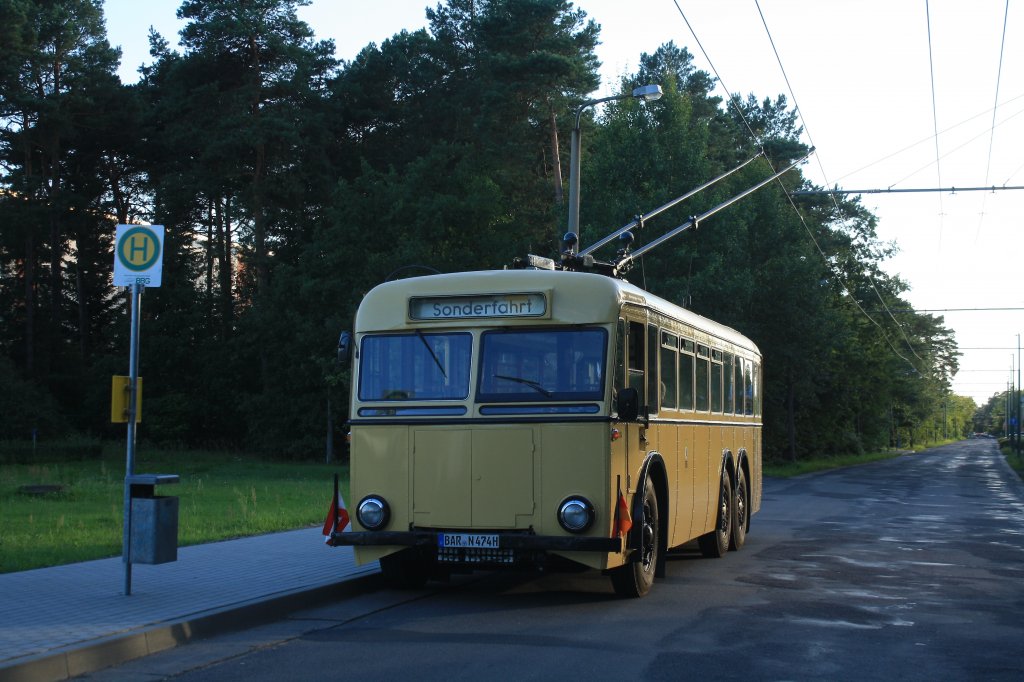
[566,84,663,243]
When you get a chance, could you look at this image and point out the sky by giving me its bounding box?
[102,0,1024,407]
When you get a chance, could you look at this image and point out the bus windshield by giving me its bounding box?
[477,328,607,402]
[358,332,472,401]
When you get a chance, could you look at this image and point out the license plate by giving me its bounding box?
[438,533,500,549]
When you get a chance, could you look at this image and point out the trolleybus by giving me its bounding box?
[329,263,762,597]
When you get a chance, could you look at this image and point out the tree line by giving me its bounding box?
[0,0,972,459]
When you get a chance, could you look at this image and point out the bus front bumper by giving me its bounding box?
[329,529,622,553]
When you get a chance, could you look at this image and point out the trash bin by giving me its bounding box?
[127,474,179,564]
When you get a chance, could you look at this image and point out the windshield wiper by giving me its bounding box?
[493,374,553,397]
[415,330,447,378]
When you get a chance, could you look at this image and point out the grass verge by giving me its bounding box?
[0,445,349,574]
[764,450,906,478]
[764,439,992,478]
[1002,445,1024,479]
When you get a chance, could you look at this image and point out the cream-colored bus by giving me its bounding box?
[330,267,762,597]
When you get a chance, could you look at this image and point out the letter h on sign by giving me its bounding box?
[129,235,151,262]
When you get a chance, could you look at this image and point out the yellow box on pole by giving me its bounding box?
[111,375,142,423]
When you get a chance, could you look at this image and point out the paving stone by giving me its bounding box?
[0,528,377,681]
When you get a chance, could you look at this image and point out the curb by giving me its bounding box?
[0,571,379,682]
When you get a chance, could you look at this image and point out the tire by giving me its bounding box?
[610,480,659,598]
[698,468,732,558]
[730,465,748,551]
[380,550,430,589]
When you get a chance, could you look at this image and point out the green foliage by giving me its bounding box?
[976,389,1014,436]
[0,356,69,439]
[0,435,101,464]
[0,0,966,461]
[763,450,905,478]
[0,447,349,572]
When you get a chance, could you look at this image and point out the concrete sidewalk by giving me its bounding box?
[0,528,379,682]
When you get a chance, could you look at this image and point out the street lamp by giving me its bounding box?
[566,84,663,245]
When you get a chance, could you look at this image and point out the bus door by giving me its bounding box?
[621,313,653,493]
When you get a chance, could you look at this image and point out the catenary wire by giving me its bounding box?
[976,0,1011,241]
[885,104,1024,188]
[671,0,928,376]
[832,91,1024,185]
[752,0,929,370]
[668,0,765,151]
[924,0,946,238]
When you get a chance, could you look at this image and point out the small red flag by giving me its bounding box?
[323,490,350,545]
[616,491,633,537]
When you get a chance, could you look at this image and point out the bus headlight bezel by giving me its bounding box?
[557,496,595,533]
[356,495,390,531]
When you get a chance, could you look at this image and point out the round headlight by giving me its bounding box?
[557,496,594,533]
[357,495,390,531]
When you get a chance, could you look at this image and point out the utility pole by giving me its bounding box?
[1008,381,1012,439]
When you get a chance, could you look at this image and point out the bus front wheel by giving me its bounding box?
[610,480,659,598]
[698,468,732,558]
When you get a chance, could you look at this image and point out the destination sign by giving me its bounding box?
[409,293,547,321]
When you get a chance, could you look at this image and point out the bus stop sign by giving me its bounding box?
[114,225,164,287]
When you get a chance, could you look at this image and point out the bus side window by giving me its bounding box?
[647,323,659,415]
[724,353,735,415]
[680,339,695,411]
[695,344,710,412]
[711,349,723,413]
[627,321,645,397]
[753,362,762,417]
[733,355,743,415]
[660,331,678,410]
[615,319,626,390]
[743,358,754,416]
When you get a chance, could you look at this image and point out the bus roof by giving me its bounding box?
[355,269,760,355]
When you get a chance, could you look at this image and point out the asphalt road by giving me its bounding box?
[87,439,1024,681]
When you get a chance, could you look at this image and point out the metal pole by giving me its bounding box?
[1017,334,1021,452]
[567,123,582,238]
[789,185,1024,196]
[122,282,142,595]
[1011,357,1015,442]
[565,87,661,244]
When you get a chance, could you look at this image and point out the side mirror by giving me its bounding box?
[337,331,352,365]
[616,387,639,422]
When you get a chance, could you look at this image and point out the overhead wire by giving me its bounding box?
[668,0,928,376]
[924,0,946,240]
[1004,158,1024,186]
[976,0,1011,241]
[886,104,1024,188]
[832,91,1024,186]
[668,0,765,152]
[751,0,930,371]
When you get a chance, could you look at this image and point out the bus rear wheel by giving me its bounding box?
[730,466,748,551]
[610,480,658,598]
[380,549,430,589]
[698,468,732,558]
